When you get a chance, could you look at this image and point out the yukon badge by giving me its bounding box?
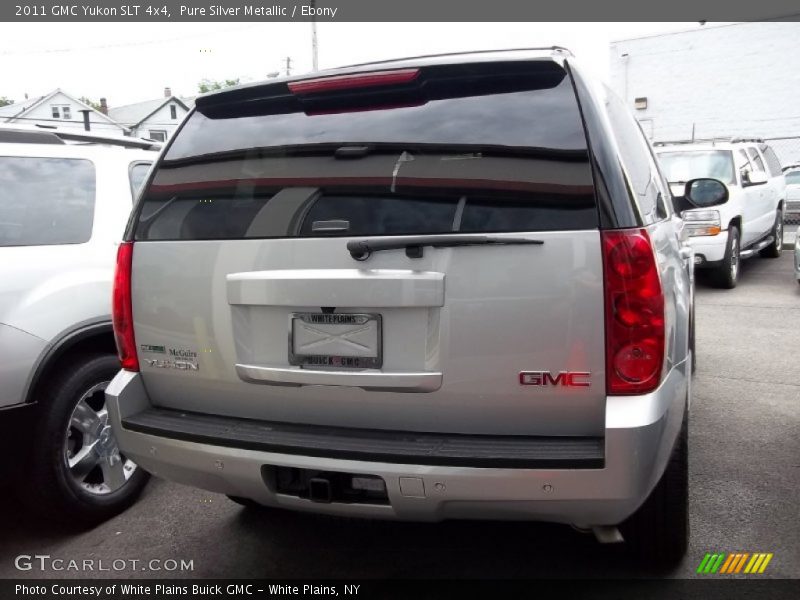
[144,358,199,371]
[519,371,591,387]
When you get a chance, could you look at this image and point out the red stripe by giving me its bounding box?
[149,176,593,196]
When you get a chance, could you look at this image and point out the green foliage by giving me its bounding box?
[79,96,102,111]
[198,78,240,93]
[0,96,14,107]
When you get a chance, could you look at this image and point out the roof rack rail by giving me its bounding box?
[0,124,161,150]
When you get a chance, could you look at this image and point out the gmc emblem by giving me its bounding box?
[519,371,591,387]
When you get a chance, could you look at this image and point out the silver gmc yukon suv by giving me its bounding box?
[108,49,723,565]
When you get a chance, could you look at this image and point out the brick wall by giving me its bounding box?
[609,22,800,164]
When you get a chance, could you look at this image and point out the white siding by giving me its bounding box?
[130,101,187,141]
[7,91,127,136]
[609,22,800,164]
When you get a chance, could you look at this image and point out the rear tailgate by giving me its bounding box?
[127,59,607,436]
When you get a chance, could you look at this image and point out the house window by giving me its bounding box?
[170,105,177,120]
[148,130,167,142]
[51,105,72,120]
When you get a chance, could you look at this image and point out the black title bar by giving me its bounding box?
[4,579,800,600]
[2,0,800,22]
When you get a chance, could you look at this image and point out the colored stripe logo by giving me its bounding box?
[696,552,773,574]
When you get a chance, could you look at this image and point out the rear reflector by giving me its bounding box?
[602,229,665,395]
[112,242,139,371]
[288,69,420,95]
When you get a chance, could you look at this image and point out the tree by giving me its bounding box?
[79,96,102,111]
[0,96,14,107]
[198,78,240,93]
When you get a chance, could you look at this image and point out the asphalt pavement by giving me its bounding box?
[1,252,798,579]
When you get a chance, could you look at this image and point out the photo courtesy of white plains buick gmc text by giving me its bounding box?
[105,48,724,567]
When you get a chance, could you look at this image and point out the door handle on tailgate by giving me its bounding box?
[235,364,443,393]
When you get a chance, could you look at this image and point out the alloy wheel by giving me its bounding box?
[64,382,137,495]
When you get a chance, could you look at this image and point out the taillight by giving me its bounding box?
[112,242,138,371]
[602,229,665,395]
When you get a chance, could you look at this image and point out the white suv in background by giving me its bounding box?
[657,139,786,288]
[0,125,159,524]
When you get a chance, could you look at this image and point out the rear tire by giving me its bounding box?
[621,407,689,568]
[714,225,740,289]
[21,354,149,526]
[759,208,783,258]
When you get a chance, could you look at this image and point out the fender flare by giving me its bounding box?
[22,318,114,405]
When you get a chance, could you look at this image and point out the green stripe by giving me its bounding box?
[710,553,727,573]
[697,553,712,574]
[704,554,720,574]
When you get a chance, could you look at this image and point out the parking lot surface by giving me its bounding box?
[1,253,798,579]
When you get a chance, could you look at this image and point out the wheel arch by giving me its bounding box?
[729,215,742,235]
[23,319,117,405]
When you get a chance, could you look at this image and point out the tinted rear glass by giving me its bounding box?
[133,61,596,241]
[0,157,96,247]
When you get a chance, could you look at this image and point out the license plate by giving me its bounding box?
[289,313,382,369]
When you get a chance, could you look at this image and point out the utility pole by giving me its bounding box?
[311,0,319,71]
[285,56,292,77]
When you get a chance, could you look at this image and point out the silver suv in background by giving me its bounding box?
[107,49,723,565]
[0,126,158,524]
[784,164,800,218]
[656,140,786,288]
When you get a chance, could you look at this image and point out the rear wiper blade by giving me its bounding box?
[347,235,544,261]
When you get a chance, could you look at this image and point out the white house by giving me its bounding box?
[108,88,193,142]
[0,89,129,136]
[609,22,800,164]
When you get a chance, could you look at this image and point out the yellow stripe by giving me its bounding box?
[744,554,761,573]
[720,554,736,574]
[735,553,750,573]
[758,554,774,574]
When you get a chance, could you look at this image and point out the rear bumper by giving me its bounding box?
[107,361,688,526]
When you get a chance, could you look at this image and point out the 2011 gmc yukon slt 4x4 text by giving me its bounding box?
[107,49,721,566]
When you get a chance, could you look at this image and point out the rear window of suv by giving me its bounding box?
[0,157,96,247]
[132,61,597,241]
